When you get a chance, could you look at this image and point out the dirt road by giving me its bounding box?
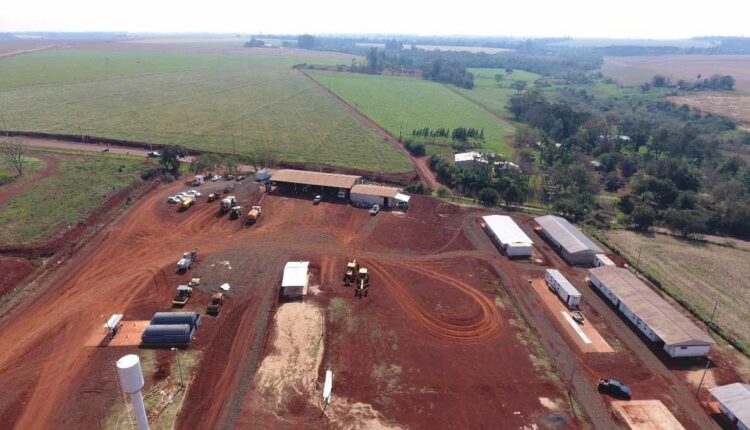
[298,68,441,191]
[16,136,195,162]
[0,152,61,206]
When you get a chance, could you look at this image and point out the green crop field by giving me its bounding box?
[0,49,411,173]
[0,149,148,245]
[306,70,514,157]
[453,68,541,120]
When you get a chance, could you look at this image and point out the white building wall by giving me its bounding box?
[545,271,581,309]
[664,344,711,358]
[589,275,620,305]
[506,244,532,257]
[594,254,616,267]
[617,302,660,342]
[350,193,385,208]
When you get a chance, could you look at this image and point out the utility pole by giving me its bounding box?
[636,247,642,271]
[171,347,184,387]
[696,357,712,397]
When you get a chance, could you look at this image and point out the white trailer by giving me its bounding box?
[192,175,205,186]
[545,269,581,309]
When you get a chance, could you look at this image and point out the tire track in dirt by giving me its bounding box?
[367,259,501,343]
[0,152,62,206]
[297,68,440,191]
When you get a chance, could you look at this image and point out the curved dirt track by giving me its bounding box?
[367,259,502,342]
[0,152,61,206]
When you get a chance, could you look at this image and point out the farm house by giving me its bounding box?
[271,169,363,198]
[535,215,603,265]
[593,254,616,267]
[589,266,714,358]
[545,269,581,309]
[454,151,520,171]
[482,215,534,258]
[281,261,310,299]
[350,184,410,209]
[709,383,750,430]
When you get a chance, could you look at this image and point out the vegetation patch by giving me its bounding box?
[0,152,147,244]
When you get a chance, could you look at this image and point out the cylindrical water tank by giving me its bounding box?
[116,354,145,394]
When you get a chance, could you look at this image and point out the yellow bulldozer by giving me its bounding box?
[342,259,358,287]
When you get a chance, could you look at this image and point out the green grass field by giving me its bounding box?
[0,49,411,173]
[0,150,148,245]
[0,155,43,186]
[306,70,514,157]
[452,68,541,120]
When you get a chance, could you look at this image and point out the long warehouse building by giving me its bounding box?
[709,382,750,430]
[589,266,714,358]
[535,215,603,265]
[482,215,534,258]
[271,169,363,198]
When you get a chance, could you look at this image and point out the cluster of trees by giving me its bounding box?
[507,83,750,237]
[243,38,265,48]
[421,58,474,88]
[410,127,484,141]
[429,155,530,207]
[649,74,735,91]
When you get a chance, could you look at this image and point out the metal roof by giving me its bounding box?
[482,215,533,247]
[454,151,483,163]
[535,215,603,255]
[710,383,750,426]
[546,269,581,298]
[282,261,309,288]
[351,184,401,198]
[271,169,362,189]
[589,267,714,347]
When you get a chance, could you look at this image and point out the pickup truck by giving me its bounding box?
[172,285,193,307]
[369,204,380,215]
[598,378,632,399]
[177,250,197,271]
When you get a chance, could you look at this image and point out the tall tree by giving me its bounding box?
[1,137,27,177]
[159,145,187,177]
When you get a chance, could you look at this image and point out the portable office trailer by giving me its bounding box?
[482,215,533,258]
[593,254,616,267]
[589,266,713,358]
[150,312,201,328]
[544,269,581,309]
[281,261,310,299]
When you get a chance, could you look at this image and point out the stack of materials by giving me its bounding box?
[141,312,201,346]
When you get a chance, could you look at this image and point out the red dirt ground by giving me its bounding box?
[0,256,34,298]
[0,183,740,429]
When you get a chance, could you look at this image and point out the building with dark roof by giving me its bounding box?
[535,215,603,265]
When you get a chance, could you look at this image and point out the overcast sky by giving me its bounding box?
[1,0,748,39]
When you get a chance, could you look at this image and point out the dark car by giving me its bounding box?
[598,378,632,399]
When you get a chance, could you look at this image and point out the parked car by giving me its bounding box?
[369,204,380,215]
[572,311,585,324]
[598,378,632,399]
[236,175,246,181]
[313,195,322,204]
[211,175,222,182]
[147,151,161,158]
[186,190,202,197]
[167,196,181,204]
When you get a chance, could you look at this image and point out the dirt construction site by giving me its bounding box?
[0,177,741,429]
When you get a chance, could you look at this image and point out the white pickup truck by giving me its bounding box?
[177,250,198,271]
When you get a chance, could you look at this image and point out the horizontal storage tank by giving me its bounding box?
[141,335,194,346]
[150,312,201,327]
[142,324,193,337]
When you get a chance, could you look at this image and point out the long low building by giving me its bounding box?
[545,269,581,309]
[535,215,603,265]
[589,266,714,358]
[710,383,750,430]
[350,184,410,209]
[482,215,534,258]
[271,169,363,198]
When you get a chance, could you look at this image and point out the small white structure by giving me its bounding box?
[482,215,533,258]
[281,261,310,298]
[454,152,520,171]
[589,266,714,358]
[350,184,409,208]
[192,175,205,186]
[593,254,616,267]
[710,383,750,430]
[545,269,581,309]
[104,314,123,339]
[323,370,334,404]
[116,354,149,430]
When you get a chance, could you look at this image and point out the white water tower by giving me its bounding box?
[116,354,150,430]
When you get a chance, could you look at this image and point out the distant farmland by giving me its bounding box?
[306,70,514,157]
[605,230,750,352]
[602,55,750,92]
[0,48,412,173]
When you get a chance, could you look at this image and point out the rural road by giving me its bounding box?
[19,136,195,162]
